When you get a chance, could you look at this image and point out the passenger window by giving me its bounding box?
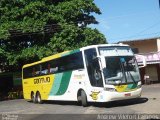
[23,51,84,79]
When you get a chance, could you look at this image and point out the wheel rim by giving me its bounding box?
[81,91,87,106]
[37,95,41,102]
[31,93,34,101]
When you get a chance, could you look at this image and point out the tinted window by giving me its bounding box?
[59,52,84,71]
[23,66,33,78]
[23,52,84,79]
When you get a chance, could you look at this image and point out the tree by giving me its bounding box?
[0,0,106,72]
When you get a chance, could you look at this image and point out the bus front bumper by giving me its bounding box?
[100,88,142,102]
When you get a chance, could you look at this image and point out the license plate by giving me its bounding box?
[125,93,131,97]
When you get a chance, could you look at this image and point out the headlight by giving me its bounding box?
[137,81,142,88]
[104,87,117,92]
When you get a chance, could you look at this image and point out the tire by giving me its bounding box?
[81,90,88,107]
[77,95,81,106]
[31,92,36,103]
[36,92,43,104]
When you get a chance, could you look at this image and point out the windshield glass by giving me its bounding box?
[103,56,140,84]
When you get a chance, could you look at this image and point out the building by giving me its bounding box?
[119,37,160,84]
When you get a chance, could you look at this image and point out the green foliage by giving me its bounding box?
[0,0,107,72]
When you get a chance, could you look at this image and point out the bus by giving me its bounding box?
[22,44,144,106]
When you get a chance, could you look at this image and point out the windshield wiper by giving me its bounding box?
[120,60,127,83]
[123,62,137,84]
[106,76,122,81]
[127,70,137,84]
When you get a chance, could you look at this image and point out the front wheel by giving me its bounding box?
[81,90,88,107]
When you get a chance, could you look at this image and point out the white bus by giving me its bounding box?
[22,44,143,106]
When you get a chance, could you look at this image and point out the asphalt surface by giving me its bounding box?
[0,84,160,120]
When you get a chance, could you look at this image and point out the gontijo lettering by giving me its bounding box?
[34,77,50,84]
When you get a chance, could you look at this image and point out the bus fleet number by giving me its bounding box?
[34,77,50,84]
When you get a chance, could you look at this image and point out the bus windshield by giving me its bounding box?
[103,56,140,84]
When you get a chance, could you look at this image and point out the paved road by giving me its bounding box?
[0,84,160,120]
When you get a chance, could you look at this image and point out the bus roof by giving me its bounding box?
[22,43,129,68]
[22,49,80,68]
[81,43,129,50]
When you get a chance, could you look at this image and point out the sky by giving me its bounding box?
[91,0,160,43]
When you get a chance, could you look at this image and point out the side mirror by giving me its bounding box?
[93,56,106,70]
[136,55,146,68]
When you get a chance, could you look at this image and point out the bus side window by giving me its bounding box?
[48,63,50,74]
[34,65,41,76]
[40,63,49,75]
[23,67,33,79]
[32,67,36,76]
[50,67,58,73]
[84,48,103,87]
[49,59,59,73]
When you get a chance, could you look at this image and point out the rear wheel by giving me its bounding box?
[31,92,36,103]
[81,90,88,107]
[36,92,43,104]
